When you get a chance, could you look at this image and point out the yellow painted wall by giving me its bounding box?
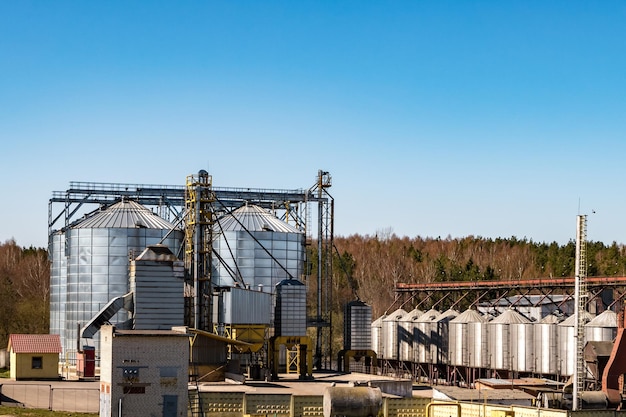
[9,352,59,380]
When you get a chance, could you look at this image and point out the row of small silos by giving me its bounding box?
[372,307,618,377]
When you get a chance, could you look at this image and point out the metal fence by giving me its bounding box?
[0,383,99,413]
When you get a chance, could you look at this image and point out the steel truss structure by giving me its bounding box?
[48,171,334,370]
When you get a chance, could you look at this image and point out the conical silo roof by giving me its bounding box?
[383,308,407,322]
[217,204,302,233]
[416,308,440,323]
[540,313,562,324]
[435,309,459,322]
[405,307,423,321]
[559,311,594,326]
[451,309,486,323]
[372,315,386,326]
[74,200,176,230]
[586,310,617,328]
[490,309,531,324]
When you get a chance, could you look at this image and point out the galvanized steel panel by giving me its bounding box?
[381,308,407,360]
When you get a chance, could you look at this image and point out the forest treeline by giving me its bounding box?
[321,233,626,320]
[2,234,626,352]
[0,240,49,348]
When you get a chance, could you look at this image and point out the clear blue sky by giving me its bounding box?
[1,1,625,248]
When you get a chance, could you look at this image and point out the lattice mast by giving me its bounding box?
[573,214,588,411]
[185,170,216,332]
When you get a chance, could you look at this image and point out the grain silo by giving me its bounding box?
[534,313,561,376]
[371,315,386,358]
[585,309,617,342]
[399,307,422,363]
[212,204,305,291]
[558,311,593,377]
[487,309,533,373]
[414,309,439,364]
[448,309,488,368]
[431,309,458,365]
[49,199,184,357]
[344,300,372,351]
[381,308,407,360]
[274,279,307,337]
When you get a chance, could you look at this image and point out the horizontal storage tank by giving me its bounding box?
[558,311,593,377]
[534,313,561,375]
[344,300,372,351]
[585,309,617,342]
[414,309,439,364]
[371,315,386,357]
[381,308,407,360]
[398,307,422,362]
[431,309,459,365]
[448,309,488,368]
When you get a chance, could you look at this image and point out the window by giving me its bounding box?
[32,357,43,369]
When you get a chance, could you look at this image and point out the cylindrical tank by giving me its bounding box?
[49,231,67,353]
[50,199,184,356]
[274,279,307,336]
[414,309,439,364]
[344,300,372,351]
[323,386,382,417]
[212,204,305,291]
[585,309,617,342]
[558,312,593,377]
[381,308,407,360]
[534,313,561,375]
[431,309,458,365]
[371,315,385,357]
[488,309,533,372]
[448,309,488,368]
[398,307,422,362]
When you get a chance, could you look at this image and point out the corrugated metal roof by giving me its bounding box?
[74,200,176,230]
[490,309,531,324]
[451,309,486,323]
[586,309,617,327]
[8,334,62,354]
[416,308,440,323]
[540,314,562,324]
[383,308,407,322]
[559,311,594,326]
[216,204,303,234]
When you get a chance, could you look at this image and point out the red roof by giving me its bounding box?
[8,334,62,354]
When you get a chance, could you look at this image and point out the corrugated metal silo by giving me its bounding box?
[431,309,458,365]
[344,300,372,351]
[534,313,561,375]
[448,309,488,368]
[51,199,184,355]
[414,309,439,364]
[371,315,386,357]
[49,231,67,352]
[558,311,593,377]
[212,204,305,291]
[398,307,422,362]
[274,279,307,337]
[585,309,617,342]
[381,308,407,360]
[488,309,533,372]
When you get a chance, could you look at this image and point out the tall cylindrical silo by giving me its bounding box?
[398,307,422,363]
[414,309,439,364]
[381,308,407,360]
[488,309,532,372]
[212,204,305,291]
[558,311,593,377]
[431,309,458,365]
[371,315,386,358]
[344,300,372,351]
[50,199,184,357]
[448,309,487,368]
[534,313,561,376]
[49,231,67,351]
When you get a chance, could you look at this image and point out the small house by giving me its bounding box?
[7,334,62,380]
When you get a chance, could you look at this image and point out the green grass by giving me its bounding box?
[0,406,96,416]
[0,368,9,378]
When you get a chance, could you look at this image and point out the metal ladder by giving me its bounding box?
[188,362,205,417]
[574,215,588,410]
